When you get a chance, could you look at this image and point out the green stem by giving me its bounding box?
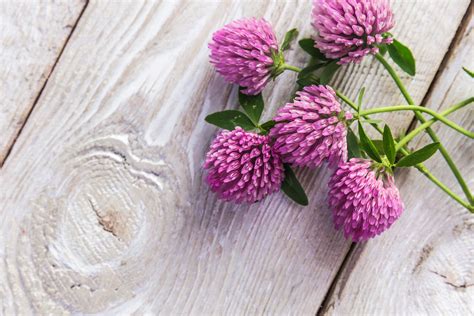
[359,105,473,138]
[374,53,415,103]
[406,158,473,211]
[335,90,359,112]
[283,64,302,73]
[336,90,472,211]
[375,53,473,206]
[397,97,474,150]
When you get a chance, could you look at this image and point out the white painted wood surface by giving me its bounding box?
[0,0,471,314]
[323,11,474,315]
[0,0,86,165]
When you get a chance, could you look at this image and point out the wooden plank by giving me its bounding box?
[322,9,474,315]
[0,0,87,166]
[0,0,468,314]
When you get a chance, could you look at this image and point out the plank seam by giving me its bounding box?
[0,0,90,168]
[316,242,357,316]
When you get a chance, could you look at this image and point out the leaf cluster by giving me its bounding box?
[349,123,441,169]
[297,38,340,88]
[205,85,309,205]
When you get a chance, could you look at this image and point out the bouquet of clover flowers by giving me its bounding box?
[203,0,474,241]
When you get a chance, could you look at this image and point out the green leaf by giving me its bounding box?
[319,61,341,84]
[297,74,320,88]
[378,44,388,56]
[260,120,276,132]
[383,125,396,164]
[238,88,264,124]
[396,142,440,167]
[296,63,326,88]
[298,63,325,78]
[298,38,327,60]
[296,59,340,88]
[205,110,256,131]
[281,164,309,206]
[346,127,362,159]
[372,140,385,155]
[307,55,326,67]
[387,39,416,76]
[357,87,365,111]
[358,122,382,162]
[462,66,474,78]
[281,28,299,51]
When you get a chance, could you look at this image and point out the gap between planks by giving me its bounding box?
[316,3,473,315]
[0,0,90,168]
[316,242,360,315]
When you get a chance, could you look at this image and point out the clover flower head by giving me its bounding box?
[312,0,395,64]
[209,18,281,95]
[204,127,285,203]
[270,85,352,168]
[328,158,404,241]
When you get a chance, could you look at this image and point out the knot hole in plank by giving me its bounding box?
[11,135,191,313]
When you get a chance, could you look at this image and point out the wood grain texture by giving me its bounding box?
[0,0,469,314]
[0,2,348,314]
[0,0,87,166]
[323,10,474,315]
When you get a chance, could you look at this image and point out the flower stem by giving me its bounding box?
[375,53,473,207]
[374,53,415,104]
[283,64,302,73]
[335,90,472,211]
[412,162,473,212]
[396,97,474,150]
[335,90,359,112]
[359,105,473,138]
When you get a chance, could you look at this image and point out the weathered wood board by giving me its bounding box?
[0,0,87,166]
[323,10,474,315]
[0,0,471,314]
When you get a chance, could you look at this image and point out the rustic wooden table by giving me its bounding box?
[1,0,472,314]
